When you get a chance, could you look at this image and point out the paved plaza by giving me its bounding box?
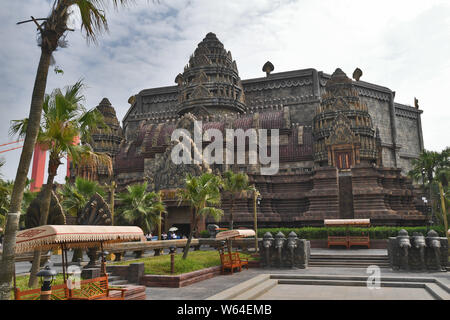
[14,247,449,300]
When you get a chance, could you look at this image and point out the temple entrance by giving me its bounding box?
[335,151,352,170]
[338,173,354,219]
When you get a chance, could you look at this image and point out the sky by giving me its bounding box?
[0,0,449,183]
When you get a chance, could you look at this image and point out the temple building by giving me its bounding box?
[87,32,427,233]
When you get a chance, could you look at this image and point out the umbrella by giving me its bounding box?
[169,227,178,232]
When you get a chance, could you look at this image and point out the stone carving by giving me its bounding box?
[149,114,211,191]
[325,113,357,146]
[207,224,220,238]
[274,232,286,267]
[259,231,309,268]
[78,193,112,268]
[388,229,448,272]
[425,230,445,271]
[260,232,274,268]
[397,229,411,270]
[25,189,66,228]
[410,232,427,270]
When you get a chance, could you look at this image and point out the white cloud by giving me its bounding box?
[0,0,449,183]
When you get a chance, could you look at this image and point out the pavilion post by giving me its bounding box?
[61,244,66,283]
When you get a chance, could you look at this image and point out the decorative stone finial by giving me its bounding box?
[262,61,274,76]
[352,67,363,81]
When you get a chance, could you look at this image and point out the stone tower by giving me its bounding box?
[313,68,380,169]
[176,32,247,116]
[91,98,124,157]
[70,98,124,184]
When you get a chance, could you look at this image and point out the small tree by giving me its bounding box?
[116,182,166,235]
[178,173,223,260]
[222,170,254,230]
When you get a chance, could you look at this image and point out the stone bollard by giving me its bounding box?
[274,232,286,268]
[261,232,274,268]
[397,229,411,271]
[411,232,426,270]
[425,230,445,271]
[286,232,298,268]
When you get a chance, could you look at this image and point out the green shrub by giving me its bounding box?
[199,230,210,238]
[257,225,446,240]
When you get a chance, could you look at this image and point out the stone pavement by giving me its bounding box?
[145,266,449,300]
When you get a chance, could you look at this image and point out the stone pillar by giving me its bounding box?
[128,263,145,284]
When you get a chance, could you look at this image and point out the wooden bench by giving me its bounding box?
[348,236,370,249]
[14,275,126,300]
[328,236,349,249]
[328,236,370,249]
[14,283,68,300]
[67,275,126,300]
[220,252,249,274]
[235,252,249,270]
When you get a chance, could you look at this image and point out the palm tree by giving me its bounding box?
[409,148,450,226]
[409,150,442,219]
[59,176,106,217]
[222,170,254,230]
[10,81,111,287]
[116,182,166,235]
[0,0,133,300]
[178,173,224,260]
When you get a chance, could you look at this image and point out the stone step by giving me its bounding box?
[310,255,388,260]
[425,283,450,300]
[310,260,389,265]
[309,264,390,268]
[310,257,388,262]
[232,279,278,300]
[107,275,122,282]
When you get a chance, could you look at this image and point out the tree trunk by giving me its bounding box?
[28,156,58,288]
[0,50,52,300]
[182,209,196,260]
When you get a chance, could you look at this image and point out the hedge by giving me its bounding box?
[257,225,446,240]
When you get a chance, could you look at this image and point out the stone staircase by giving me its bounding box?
[107,273,129,286]
[107,273,147,300]
[309,253,390,268]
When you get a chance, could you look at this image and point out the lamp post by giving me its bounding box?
[36,265,57,300]
[169,246,176,274]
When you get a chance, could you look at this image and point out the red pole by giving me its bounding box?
[30,144,47,192]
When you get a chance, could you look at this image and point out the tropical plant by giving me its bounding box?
[116,182,166,235]
[409,147,449,243]
[222,170,255,230]
[59,176,106,217]
[177,173,224,260]
[0,0,134,300]
[10,81,111,287]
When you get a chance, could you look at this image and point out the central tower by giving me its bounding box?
[176,32,247,116]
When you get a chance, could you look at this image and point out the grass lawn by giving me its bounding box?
[111,250,257,275]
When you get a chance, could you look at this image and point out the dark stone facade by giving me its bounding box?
[94,33,426,229]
